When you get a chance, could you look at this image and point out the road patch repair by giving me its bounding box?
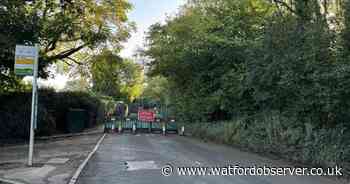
[125,161,159,171]
[0,133,105,184]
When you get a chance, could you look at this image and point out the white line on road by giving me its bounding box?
[68,133,106,184]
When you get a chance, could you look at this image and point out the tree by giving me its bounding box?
[0,0,134,91]
[142,76,170,105]
[144,0,350,129]
[145,0,272,121]
[64,77,91,92]
[91,50,143,102]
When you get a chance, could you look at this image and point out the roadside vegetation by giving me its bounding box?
[0,89,104,141]
[0,1,142,142]
[144,0,350,175]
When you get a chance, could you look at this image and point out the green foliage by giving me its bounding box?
[91,50,144,102]
[145,0,273,121]
[0,0,134,86]
[0,74,31,93]
[144,0,350,173]
[98,95,118,115]
[64,77,91,92]
[145,0,350,127]
[188,115,350,171]
[0,89,105,142]
[142,76,170,105]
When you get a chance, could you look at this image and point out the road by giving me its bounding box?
[77,134,346,184]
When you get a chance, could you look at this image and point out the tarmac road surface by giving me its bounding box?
[77,134,346,184]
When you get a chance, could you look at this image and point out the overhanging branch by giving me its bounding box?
[66,56,84,65]
[272,0,297,14]
[47,44,87,61]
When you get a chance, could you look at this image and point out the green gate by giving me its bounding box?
[104,102,178,134]
[104,119,178,134]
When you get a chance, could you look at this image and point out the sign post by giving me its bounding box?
[15,44,39,166]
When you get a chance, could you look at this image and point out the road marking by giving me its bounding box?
[68,133,106,184]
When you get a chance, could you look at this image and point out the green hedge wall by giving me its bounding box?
[0,89,105,140]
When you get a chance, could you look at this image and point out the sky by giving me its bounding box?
[120,0,186,58]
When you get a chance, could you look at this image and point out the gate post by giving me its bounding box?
[149,122,152,133]
[132,121,136,134]
[180,125,185,136]
[162,122,166,136]
[111,117,116,133]
[118,120,122,133]
[132,123,136,134]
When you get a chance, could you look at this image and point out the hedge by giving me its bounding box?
[0,89,105,141]
[187,115,350,177]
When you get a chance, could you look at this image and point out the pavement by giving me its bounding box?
[0,133,103,184]
[77,134,347,184]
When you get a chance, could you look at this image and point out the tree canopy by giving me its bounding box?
[144,0,350,128]
[91,50,143,102]
[0,0,134,90]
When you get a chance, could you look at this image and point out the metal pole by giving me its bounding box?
[28,44,39,166]
[34,86,38,130]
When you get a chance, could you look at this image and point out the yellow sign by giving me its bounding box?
[15,58,34,65]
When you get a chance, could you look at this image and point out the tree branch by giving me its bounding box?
[272,0,297,14]
[45,38,59,53]
[62,59,73,66]
[47,44,87,61]
[66,56,84,65]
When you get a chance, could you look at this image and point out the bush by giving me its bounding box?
[0,90,105,140]
[187,114,350,175]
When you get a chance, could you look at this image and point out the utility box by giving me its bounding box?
[66,108,86,133]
